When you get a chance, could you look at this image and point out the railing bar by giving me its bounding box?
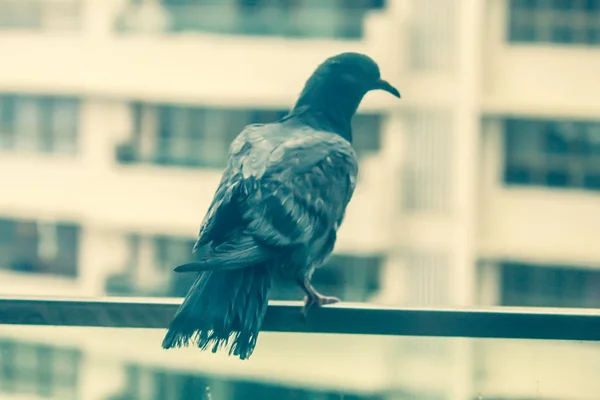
[0,297,600,342]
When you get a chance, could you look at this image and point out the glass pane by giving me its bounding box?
[0,325,599,400]
[0,95,16,150]
[114,0,386,39]
[50,98,79,155]
[1,9,600,400]
[508,0,600,45]
[14,96,41,152]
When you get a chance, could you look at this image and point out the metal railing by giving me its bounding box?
[1,296,600,341]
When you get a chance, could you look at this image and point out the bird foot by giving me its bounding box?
[301,294,340,320]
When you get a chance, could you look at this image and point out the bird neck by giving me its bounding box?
[287,82,364,143]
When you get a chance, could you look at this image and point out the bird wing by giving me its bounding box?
[241,128,358,248]
[174,123,358,273]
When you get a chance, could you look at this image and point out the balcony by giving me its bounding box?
[0,0,401,107]
[1,297,599,399]
[482,0,600,117]
[478,117,600,266]
[114,0,386,39]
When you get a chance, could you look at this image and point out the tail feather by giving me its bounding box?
[162,265,271,360]
[174,238,269,273]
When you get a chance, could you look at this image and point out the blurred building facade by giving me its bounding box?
[1,0,600,399]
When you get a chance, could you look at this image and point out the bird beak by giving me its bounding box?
[373,79,401,98]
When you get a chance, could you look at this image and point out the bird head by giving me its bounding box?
[318,52,401,99]
[296,52,400,106]
[289,52,400,141]
[292,53,400,129]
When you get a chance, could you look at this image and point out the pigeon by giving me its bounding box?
[161,52,400,360]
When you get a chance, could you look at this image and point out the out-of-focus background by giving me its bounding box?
[1,0,600,399]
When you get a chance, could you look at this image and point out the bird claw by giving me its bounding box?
[301,294,341,320]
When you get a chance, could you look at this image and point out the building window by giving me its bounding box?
[501,262,600,308]
[229,380,384,400]
[407,0,457,73]
[503,118,600,191]
[0,340,81,400]
[508,0,600,45]
[0,0,82,30]
[118,105,271,169]
[110,366,212,400]
[109,365,385,400]
[115,0,385,39]
[402,110,453,212]
[271,253,384,303]
[105,234,197,297]
[117,104,383,169]
[154,235,195,272]
[154,235,198,296]
[106,232,383,303]
[156,106,249,168]
[352,113,383,158]
[0,94,79,155]
[0,217,80,277]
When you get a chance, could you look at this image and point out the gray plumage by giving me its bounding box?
[162,52,400,360]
